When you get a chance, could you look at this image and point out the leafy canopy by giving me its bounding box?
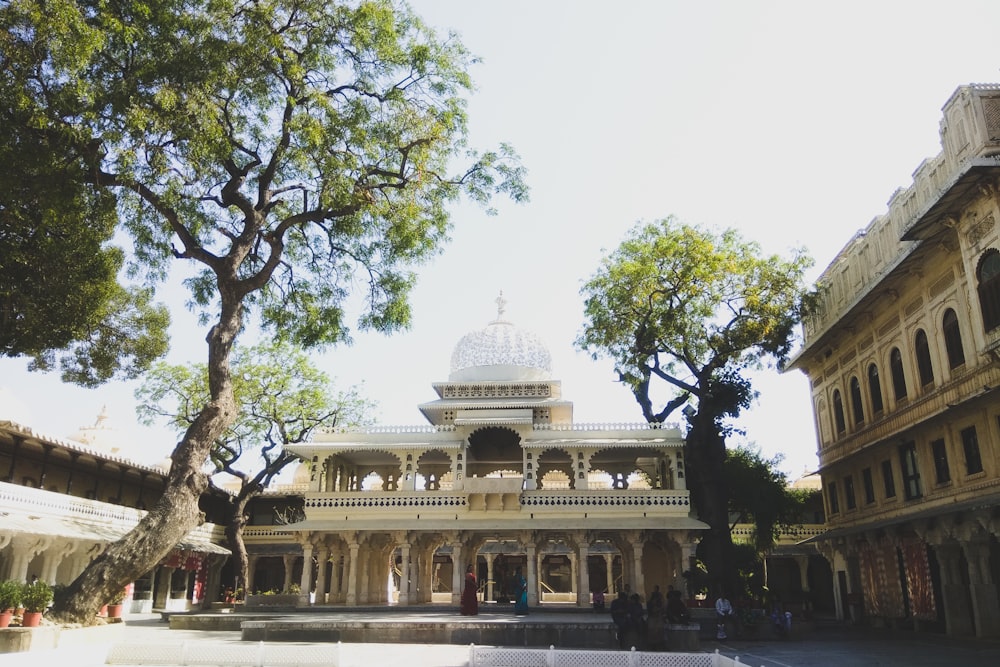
[576,217,813,422]
[1,0,527,358]
[135,340,376,484]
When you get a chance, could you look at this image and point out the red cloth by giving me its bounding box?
[460,571,478,615]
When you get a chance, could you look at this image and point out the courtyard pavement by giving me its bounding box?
[4,611,1000,667]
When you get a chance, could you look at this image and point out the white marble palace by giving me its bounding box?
[243,296,708,607]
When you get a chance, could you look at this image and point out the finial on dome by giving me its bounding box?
[495,290,508,321]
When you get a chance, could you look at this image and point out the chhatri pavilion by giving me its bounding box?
[244,295,708,607]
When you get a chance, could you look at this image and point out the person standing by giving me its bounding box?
[460,564,478,616]
[609,591,629,648]
[513,567,529,616]
[715,591,734,640]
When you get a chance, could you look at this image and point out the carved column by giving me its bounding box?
[315,545,330,605]
[604,554,615,595]
[630,534,646,599]
[935,542,975,636]
[526,542,539,607]
[346,541,360,606]
[398,543,411,606]
[964,540,1000,637]
[299,542,314,602]
[282,554,296,593]
[358,547,371,604]
[568,552,577,604]
[794,555,811,594]
[451,545,464,606]
[155,566,174,609]
[486,553,496,602]
[576,540,591,607]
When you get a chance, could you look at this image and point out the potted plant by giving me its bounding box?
[0,580,22,628]
[20,580,53,627]
[107,588,127,619]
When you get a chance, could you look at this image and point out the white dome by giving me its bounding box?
[449,296,552,382]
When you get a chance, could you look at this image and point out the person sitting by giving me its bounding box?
[592,590,605,611]
[665,586,691,625]
[715,591,734,640]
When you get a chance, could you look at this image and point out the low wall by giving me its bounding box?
[242,618,619,649]
[0,622,123,659]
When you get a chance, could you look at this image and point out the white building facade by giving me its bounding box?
[247,301,708,607]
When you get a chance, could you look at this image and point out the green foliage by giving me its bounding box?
[576,216,812,423]
[135,339,375,482]
[725,445,805,553]
[0,104,170,385]
[21,580,53,613]
[1,0,526,370]
[0,580,22,610]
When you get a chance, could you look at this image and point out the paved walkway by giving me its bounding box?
[5,613,1000,667]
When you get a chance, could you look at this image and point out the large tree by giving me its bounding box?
[135,340,375,598]
[1,0,525,623]
[0,114,170,385]
[576,217,812,597]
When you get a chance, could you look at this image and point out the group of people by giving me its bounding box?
[609,585,691,650]
[459,564,528,617]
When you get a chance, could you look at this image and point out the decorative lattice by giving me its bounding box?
[469,646,723,667]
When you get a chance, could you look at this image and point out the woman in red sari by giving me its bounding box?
[460,564,478,615]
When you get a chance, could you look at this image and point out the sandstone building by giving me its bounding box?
[788,83,1000,637]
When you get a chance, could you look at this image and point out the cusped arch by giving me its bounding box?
[467,426,523,478]
[416,448,453,490]
[536,447,574,490]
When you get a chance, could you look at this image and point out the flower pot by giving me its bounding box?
[0,609,12,628]
[98,604,108,617]
[21,611,42,627]
[107,604,124,618]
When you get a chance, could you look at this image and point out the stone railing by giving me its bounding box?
[520,489,690,511]
[731,523,826,546]
[305,492,468,511]
[533,422,681,431]
[0,480,145,524]
[321,424,457,435]
[1,480,226,546]
[299,487,692,517]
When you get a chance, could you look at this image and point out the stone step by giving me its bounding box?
[104,641,340,666]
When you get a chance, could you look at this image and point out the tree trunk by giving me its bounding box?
[685,411,738,599]
[49,302,242,624]
[226,495,252,598]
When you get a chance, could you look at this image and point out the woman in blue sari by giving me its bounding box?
[514,567,529,616]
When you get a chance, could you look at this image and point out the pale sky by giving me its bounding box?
[4,1,1000,476]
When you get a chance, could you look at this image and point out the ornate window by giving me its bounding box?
[942,308,965,369]
[961,426,984,475]
[832,389,846,435]
[862,467,875,504]
[890,348,907,400]
[899,441,922,500]
[881,459,896,498]
[843,475,857,510]
[977,249,1000,331]
[915,329,934,387]
[849,377,864,425]
[931,438,950,484]
[827,481,840,515]
[868,364,884,414]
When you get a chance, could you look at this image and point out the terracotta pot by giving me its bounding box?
[21,611,42,627]
[98,604,108,617]
[107,604,124,618]
[0,609,12,628]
